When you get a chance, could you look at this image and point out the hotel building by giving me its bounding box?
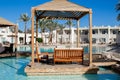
[56,25,120,44]
[0,26,120,45]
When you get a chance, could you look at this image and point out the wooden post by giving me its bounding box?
[15,25,18,52]
[36,19,39,62]
[77,20,80,48]
[31,8,35,66]
[89,9,93,66]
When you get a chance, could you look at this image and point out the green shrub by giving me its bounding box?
[37,38,43,43]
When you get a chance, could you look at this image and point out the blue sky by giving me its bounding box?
[0,0,119,30]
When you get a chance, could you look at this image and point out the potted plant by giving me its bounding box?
[36,38,43,45]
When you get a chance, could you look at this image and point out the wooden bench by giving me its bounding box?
[54,48,84,64]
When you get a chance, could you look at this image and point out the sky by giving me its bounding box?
[0,0,119,31]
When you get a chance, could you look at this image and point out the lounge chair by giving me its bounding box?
[0,43,5,53]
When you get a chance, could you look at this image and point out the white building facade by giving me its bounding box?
[0,26,120,45]
[55,26,120,44]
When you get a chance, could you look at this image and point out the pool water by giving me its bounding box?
[0,57,29,80]
[83,46,111,54]
[17,45,54,53]
[0,57,120,80]
[17,45,111,54]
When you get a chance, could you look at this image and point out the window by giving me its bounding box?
[113,38,116,42]
[19,37,23,44]
[92,30,95,34]
[85,31,88,35]
[1,37,5,42]
[113,30,117,34]
[102,30,108,34]
[1,31,5,33]
[99,38,106,43]
[92,38,96,43]
[117,31,120,34]
[84,38,89,43]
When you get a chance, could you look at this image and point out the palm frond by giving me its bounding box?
[117,13,120,21]
[20,13,30,22]
[116,3,120,11]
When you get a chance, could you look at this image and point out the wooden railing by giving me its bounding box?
[54,48,84,64]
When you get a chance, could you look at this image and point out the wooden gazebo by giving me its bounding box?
[31,0,93,66]
[0,17,18,52]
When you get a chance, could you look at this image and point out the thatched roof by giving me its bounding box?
[33,0,91,20]
[0,17,16,27]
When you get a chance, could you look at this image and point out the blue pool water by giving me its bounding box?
[83,46,109,54]
[0,57,120,80]
[17,45,111,54]
[17,45,54,53]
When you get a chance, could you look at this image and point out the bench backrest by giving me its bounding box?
[54,48,83,59]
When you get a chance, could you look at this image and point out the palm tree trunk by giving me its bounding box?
[41,32,44,45]
[25,22,27,45]
[48,32,52,44]
[69,26,70,44]
[56,30,57,43]
[61,35,62,44]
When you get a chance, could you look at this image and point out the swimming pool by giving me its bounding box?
[17,45,111,54]
[0,57,120,80]
[17,45,54,53]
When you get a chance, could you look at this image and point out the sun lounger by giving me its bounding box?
[0,43,5,53]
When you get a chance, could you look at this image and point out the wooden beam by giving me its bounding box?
[38,16,77,20]
[77,12,88,20]
[36,11,46,20]
[31,8,35,67]
[38,11,46,16]
[89,9,93,66]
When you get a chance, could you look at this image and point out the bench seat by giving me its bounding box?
[54,48,84,64]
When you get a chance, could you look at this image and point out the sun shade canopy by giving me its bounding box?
[0,17,16,27]
[31,0,93,66]
[33,0,91,20]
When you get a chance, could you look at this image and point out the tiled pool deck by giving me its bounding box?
[25,58,116,76]
[25,62,99,76]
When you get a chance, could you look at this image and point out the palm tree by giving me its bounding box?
[38,19,64,44]
[46,20,57,44]
[56,24,65,44]
[116,0,120,21]
[20,13,30,45]
[26,28,32,33]
[65,20,74,44]
[38,18,50,44]
[39,19,47,38]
